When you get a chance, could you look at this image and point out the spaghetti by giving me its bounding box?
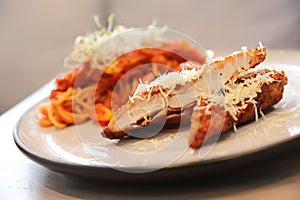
[38,41,206,128]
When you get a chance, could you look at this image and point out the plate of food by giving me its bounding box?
[13,15,300,181]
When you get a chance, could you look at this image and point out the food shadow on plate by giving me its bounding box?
[36,136,300,200]
[110,107,277,150]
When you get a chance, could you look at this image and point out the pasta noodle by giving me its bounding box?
[39,85,95,128]
[38,41,206,128]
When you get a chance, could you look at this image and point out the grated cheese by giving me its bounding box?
[233,123,238,133]
[129,44,271,123]
[221,70,274,120]
[130,134,175,151]
[258,41,265,55]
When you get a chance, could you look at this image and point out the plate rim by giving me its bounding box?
[13,50,300,180]
[13,121,300,181]
[13,97,300,170]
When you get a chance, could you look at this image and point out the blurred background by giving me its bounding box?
[0,0,299,114]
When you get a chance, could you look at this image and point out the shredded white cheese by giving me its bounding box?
[128,44,272,123]
[258,41,265,55]
[129,69,201,103]
[222,70,274,120]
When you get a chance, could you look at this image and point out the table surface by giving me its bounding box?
[2,49,300,200]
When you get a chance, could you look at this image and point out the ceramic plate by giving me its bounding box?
[13,49,300,181]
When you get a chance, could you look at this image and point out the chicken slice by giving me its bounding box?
[189,69,288,148]
[103,46,267,139]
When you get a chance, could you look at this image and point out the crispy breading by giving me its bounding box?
[189,69,288,148]
[103,46,267,139]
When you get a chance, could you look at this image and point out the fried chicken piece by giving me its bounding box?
[189,69,288,149]
[103,46,267,139]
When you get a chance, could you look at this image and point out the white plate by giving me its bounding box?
[13,49,300,181]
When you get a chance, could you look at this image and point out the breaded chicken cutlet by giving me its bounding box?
[102,45,288,149]
[189,69,287,148]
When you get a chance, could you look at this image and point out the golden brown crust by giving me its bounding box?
[102,46,267,139]
[189,105,233,149]
[188,69,288,149]
[212,46,266,70]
